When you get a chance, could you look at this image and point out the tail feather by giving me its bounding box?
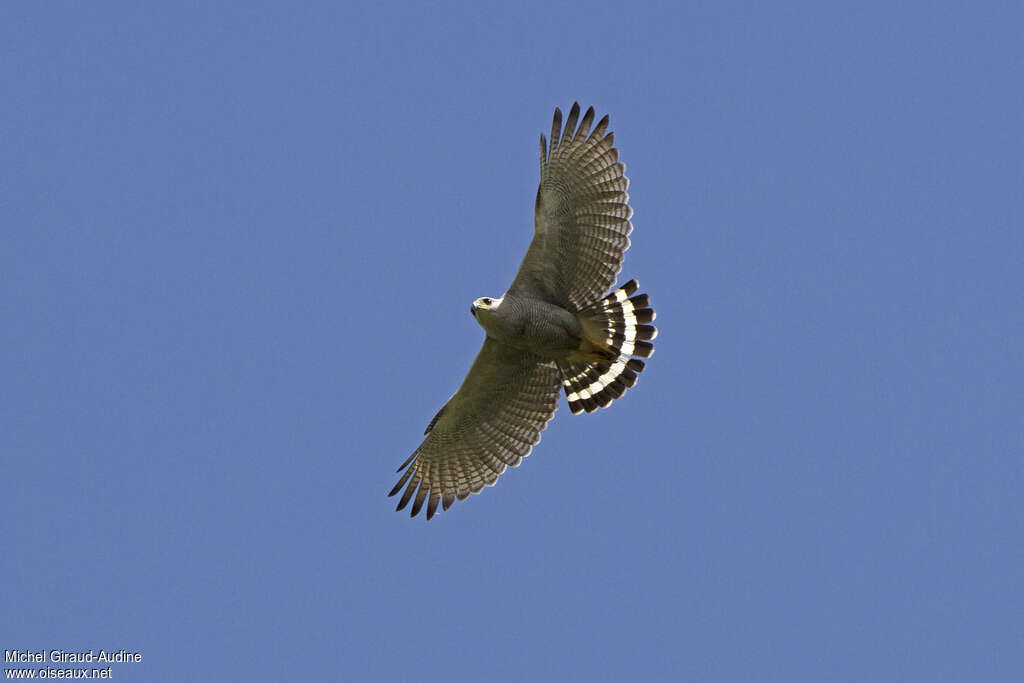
[558,280,657,415]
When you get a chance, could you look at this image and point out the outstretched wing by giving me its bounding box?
[389,338,562,519]
[508,103,634,311]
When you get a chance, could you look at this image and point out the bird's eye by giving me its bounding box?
[482,298,491,305]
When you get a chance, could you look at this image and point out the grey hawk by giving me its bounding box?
[389,103,657,519]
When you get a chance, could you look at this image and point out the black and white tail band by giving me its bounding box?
[561,280,657,414]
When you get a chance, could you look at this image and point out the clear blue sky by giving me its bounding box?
[4,2,1022,681]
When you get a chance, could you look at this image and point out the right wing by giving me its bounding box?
[389,337,562,520]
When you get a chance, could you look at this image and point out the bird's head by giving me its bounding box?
[470,296,502,319]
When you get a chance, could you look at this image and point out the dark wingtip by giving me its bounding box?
[578,106,595,139]
[396,476,419,511]
[388,463,415,497]
[564,103,581,140]
[410,486,428,517]
[396,451,417,473]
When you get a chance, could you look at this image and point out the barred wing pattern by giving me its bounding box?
[389,338,562,519]
[509,103,634,311]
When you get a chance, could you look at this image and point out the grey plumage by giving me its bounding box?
[390,103,657,519]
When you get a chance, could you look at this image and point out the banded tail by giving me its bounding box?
[557,279,657,415]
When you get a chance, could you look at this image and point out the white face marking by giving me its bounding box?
[473,296,503,311]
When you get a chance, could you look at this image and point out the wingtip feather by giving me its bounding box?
[389,463,415,496]
[575,106,595,141]
[396,479,417,511]
[410,483,429,517]
[564,102,581,140]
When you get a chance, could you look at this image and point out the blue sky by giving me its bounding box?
[4,2,1022,681]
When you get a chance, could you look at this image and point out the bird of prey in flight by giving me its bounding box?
[390,103,657,519]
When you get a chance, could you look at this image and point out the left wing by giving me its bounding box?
[389,338,562,519]
[507,103,634,310]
